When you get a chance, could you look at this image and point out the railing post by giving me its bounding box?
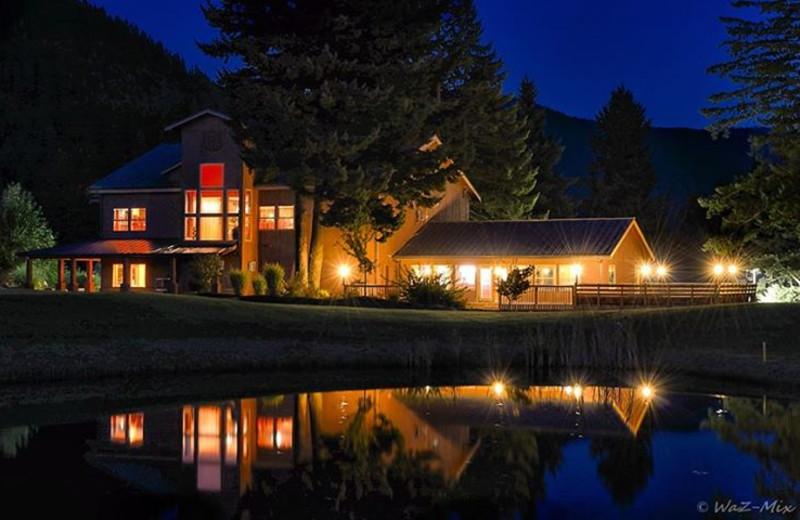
[534,285,539,310]
[572,284,577,309]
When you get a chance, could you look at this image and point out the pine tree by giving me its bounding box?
[517,77,572,218]
[586,86,657,218]
[700,0,800,292]
[202,0,454,284]
[434,1,537,220]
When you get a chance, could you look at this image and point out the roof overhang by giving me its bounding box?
[88,188,182,195]
[22,240,236,259]
[458,172,481,202]
[608,219,656,260]
[164,109,231,132]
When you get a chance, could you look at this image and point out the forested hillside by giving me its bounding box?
[0,0,219,242]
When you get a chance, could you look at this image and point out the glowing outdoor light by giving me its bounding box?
[571,264,582,277]
[640,264,653,277]
[564,385,574,396]
[640,384,655,400]
[492,381,505,397]
[656,265,668,277]
[713,264,725,276]
[572,384,583,399]
[727,264,738,275]
[337,264,351,280]
[494,267,508,281]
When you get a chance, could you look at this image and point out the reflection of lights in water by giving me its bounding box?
[564,385,573,396]
[275,431,282,448]
[573,385,583,399]
[492,381,505,397]
[425,385,431,393]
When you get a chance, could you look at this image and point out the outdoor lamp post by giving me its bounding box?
[338,264,351,294]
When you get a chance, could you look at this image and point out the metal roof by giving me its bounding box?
[23,240,235,259]
[163,109,231,132]
[393,218,638,258]
[90,144,181,191]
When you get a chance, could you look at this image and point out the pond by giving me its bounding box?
[0,379,798,519]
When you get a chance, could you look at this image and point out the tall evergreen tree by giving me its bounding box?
[435,2,537,220]
[585,86,657,218]
[700,0,800,292]
[202,0,454,285]
[0,184,54,282]
[517,77,571,218]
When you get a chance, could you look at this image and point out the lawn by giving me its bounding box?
[0,290,799,387]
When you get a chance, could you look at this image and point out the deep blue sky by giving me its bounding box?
[89,0,741,128]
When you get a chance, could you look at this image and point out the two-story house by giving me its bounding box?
[23,109,656,303]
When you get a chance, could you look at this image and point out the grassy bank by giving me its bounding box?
[0,291,798,386]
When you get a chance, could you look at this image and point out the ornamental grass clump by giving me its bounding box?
[262,263,285,297]
[229,269,247,297]
[397,269,466,309]
[251,274,267,296]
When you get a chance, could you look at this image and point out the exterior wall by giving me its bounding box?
[396,255,608,304]
[256,187,296,276]
[609,223,655,284]
[100,192,182,240]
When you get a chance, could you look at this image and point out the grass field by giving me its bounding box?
[0,290,798,387]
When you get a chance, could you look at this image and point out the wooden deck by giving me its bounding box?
[500,283,757,311]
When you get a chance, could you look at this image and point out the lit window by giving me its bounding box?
[182,406,195,464]
[198,406,221,461]
[434,265,450,281]
[113,208,129,232]
[609,264,617,285]
[185,217,197,241]
[185,190,197,213]
[200,217,223,241]
[130,263,146,288]
[110,413,144,446]
[259,206,276,230]
[535,266,555,285]
[245,190,252,241]
[278,205,294,230]
[457,265,476,286]
[227,190,240,214]
[225,406,237,465]
[200,190,223,214]
[410,265,432,277]
[130,208,146,232]
[558,264,581,285]
[110,414,127,443]
[257,416,293,450]
[128,413,144,446]
[200,164,224,187]
[112,263,124,288]
[226,217,239,241]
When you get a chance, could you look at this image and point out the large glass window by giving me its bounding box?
[112,263,147,288]
[457,265,476,287]
[130,208,146,231]
[200,190,223,214]
[278,205,295,230]
[185,217,197,241]
[535,266,555,285]
[227,190,240,214]
[226,216,239,241]
[200,164,224,187]
[113,209,129,232]
[200,217,223,241]
[558,264,582,285]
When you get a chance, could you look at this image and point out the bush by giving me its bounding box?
[285,272,305,297]
[496,266,534,303]
[262,263,285,297]
[229,269,247,297]
[397,269,466,309]
[251,274,267,296]
[190,255,223,293]
[10,260,59,289]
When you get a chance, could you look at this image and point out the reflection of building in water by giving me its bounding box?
[87,385,652,514]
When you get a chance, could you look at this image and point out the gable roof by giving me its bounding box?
[90,143,181,191]
[163,109,231,132]
[393,218,644,258]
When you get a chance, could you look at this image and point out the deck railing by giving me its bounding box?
[501,282,757,311]
[343,283,398,299]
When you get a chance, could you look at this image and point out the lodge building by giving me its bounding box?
[23,109,657,304]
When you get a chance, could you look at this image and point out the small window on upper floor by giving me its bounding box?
[200,164,224,187]
[259,206,276,230]
[130,208,146,231]
[113,209,129,232]
[277,205,294,230]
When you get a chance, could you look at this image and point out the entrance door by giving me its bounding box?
[479,268,493,300]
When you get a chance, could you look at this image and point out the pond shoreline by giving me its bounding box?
[1,292,799,389]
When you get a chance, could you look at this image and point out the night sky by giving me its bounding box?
[89,0,743,128]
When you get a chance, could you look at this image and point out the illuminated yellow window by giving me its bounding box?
[535,266,555,285]
[227,189,240,214]
[457,265,476,287]
[110,414,127,443]
[130,208,146,232]
[198,406,221,462]
[185,217,197,240]
[113,208,129,232]
[200,190,223,214]
[200,217,223,241]
[244,190,252,242]
[130,263,146,288]
[185,190,197,213]
[434,265,450,281]
[259,206,275,230]
[558,264,582,285]
[182,406,195,464]
[224,406,237,465]
[226,216,239,241]
[128,413,144,446]
[277,205,294,230]
[609,264,617,284]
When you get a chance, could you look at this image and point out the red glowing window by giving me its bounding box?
[200,164,224,187]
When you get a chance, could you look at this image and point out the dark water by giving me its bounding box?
[1,381,798,519]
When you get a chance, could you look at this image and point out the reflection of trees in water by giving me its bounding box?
[0,426,36,459]
[236,396,446,519]
[589,431,653,507]
[443,429,565,519]
[703,397,800,505]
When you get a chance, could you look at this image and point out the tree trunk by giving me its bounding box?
[309,199,324,290]
[294,192,314,286]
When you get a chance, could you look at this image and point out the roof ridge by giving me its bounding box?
[426,217,636,224]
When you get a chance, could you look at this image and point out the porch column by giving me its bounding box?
[25,258,34,289]
[171,257,179,294]
[57,259,66,292]
[121,258,131,292]
[86,260,94,293]
[69,259,78,292]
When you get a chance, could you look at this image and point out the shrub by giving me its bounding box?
[496,266,534,303]
[10,259,58,289]
[262,263,285,297]
[285,272,305,297]
[251,274,267,296]
[397,269,466,309]
[229,269,247,297]
[190,255,223,293]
